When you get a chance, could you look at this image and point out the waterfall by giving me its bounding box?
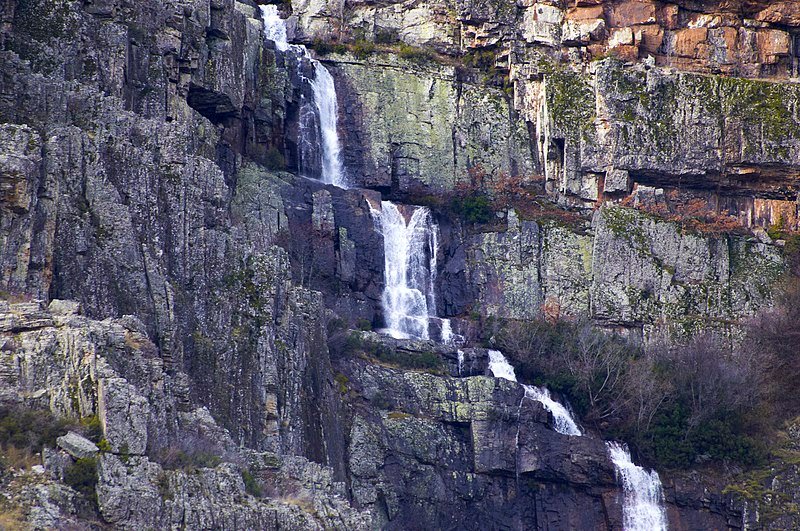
[310,67,345,186]
[260,6,347,188]
[261,5,289,52]
[487,349,668,529]
[487,349,518,382]
[441,319,454,345]
[607,442,668,531]
[488,350,582,436]
[457,349,464,375]
[371,201,439,339]
[524,386,582,436]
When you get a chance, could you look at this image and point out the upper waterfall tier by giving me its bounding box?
[260,6,347,188]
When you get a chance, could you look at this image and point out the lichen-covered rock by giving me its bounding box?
[445,206,784,338]
[331,53,535,192]
[55,432,99,459]
[0,301,370,530]
[335,350,739,529]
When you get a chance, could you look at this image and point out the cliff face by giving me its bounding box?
[438,206,783,338]
[1,0,799,529]
[292,0,800,231]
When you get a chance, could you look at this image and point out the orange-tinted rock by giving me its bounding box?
[755,2,800,26]
[674,27,708,58]
[756,29,790,64]
[587,43,608,58]
[608,0,656,27]
[658,4,680,30]
[633,24,664,54]
[566,5,604,21]
[611,44,639,62]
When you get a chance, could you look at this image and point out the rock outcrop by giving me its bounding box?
[438,206,784,338]
[285,0,800,230]
[0,300,370,529]
[330,337,739,530]
[1,0,799,529]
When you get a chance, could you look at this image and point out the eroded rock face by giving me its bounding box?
[292,0,800,76]
[330,53,535,192]
[289,1,800,230]
[436,206,784,339]
[0,301,371,530]
[1,0,798,528]
[332,344,739,530]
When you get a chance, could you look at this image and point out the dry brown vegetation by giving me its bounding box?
[494,276,800,470]
[622,194,748,235]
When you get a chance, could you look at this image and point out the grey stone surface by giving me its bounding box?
[56,432,99,459]
[1,0,797,528]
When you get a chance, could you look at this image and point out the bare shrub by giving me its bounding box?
[153,431,232,471]
[650,334,762,430]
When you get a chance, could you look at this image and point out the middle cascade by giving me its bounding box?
[487,350,582,436]
[371,201,439,340]
[260,5,346,188]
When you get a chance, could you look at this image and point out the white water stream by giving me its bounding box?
[370,201,439,339]
[260,6,346,188]
[487,350,582,436]
[607,442,669,531]
[487,349,667,529]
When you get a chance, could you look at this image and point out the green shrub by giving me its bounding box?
[311,38,332,55]
[0,407,73,454]
[397,43,434,62]
[463,49,496,71]
[374,28,398,45]
[80,414,103,442]
[326,316,347,336]
[451,195,493,224]
[334,373,349,394]
[64,457,98,498]
[356,318,373,331]
[264,146,285,171]
[351,39,376,59]
[637,406,767,468]
[96,439,112,452]
[343,332,444,373]
[242,469,263,497]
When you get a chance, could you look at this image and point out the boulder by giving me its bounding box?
[56,432,99,459]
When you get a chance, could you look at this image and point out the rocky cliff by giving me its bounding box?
[1,0,799,529]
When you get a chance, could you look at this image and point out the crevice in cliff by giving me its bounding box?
[186,83,239,125]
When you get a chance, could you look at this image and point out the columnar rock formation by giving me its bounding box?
[1,0,799,529]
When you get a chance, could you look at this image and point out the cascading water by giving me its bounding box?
[371,201,439,340]
[441,319,454,345]
[524,386,583,437]
[487,349,519,382]
[487,350,582,436]
[487,349,668,529]
[260,6,346,188]
[607,442,669,531]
